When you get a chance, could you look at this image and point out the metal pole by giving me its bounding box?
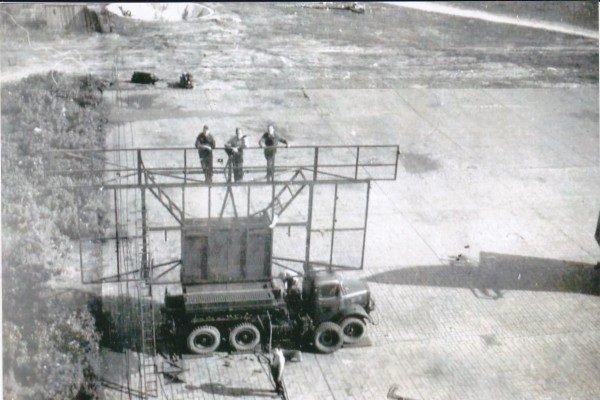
[141,188,148,277]
[208,186,212,220]
[354,146,360,180]
[183,149,187,217]
[137,149,142,185]
[304,148,318,274]
[329,183,338,267]
[271,182,276,222]
[394,146,400,180]
[247,186,251,217]
[138,150,148,275]
[113,188,120,280]
[360,181,371,270]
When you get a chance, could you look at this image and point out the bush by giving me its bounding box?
[2,72,109,399]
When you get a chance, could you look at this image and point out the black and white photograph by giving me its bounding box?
[1,2,599,399]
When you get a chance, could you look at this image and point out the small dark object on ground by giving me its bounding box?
[131,71,159,84]
[179,73,194,89]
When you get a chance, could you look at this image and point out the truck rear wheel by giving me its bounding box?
[229,323,261,352]
[340,317,366,344]
[314,322,343,353]
[188,325,220,354]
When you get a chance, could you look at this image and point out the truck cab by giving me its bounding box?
[301,270,375,351]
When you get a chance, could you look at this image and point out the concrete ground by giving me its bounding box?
[103,82,600,400]
[2,2,599,399]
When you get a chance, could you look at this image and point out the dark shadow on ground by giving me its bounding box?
[89,294,306,358]
[185,383,277,398]
[88,294,172,354]
[367,252,600,298]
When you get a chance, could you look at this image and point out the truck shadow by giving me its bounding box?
[366,252,600,298]
[89,294,297,357]
[185,383,277,397]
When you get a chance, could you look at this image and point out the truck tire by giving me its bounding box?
[187,325,220,354]
[314,322,343,354]
[340,317,366,344]
[229,323,261,352]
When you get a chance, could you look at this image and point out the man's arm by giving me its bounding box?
[208,135,216,149]
[258,133,266,148]
[278,136,289,147]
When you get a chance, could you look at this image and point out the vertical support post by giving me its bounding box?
[329,183,338,266]
[360,180,371,270]
[208,186,212,220]
[247,186,251,217]
[183,149,188,185]
[183,149,187,217]
[304,148,319,274]
[138,149,148,276]
[354,146,360,180]
[113,188,120,281]
[394,145,400,180]
[271,182,276,222]
[141,188,148,277]
[137,149,142,186]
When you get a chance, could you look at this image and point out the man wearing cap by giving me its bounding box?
[195,125,216,182]
[258,125,289,182]
[224,127,247,182]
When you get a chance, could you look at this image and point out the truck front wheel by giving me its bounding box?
[188,325,220,354]
[340,317,366,344]
[314,322,343,353]
[229,323,261,352]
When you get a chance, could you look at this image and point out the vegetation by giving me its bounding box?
[2,72,110,399]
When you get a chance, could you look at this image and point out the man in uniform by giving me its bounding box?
[195,125,216,182]
[224,127,247,182]
[258,125,289,182]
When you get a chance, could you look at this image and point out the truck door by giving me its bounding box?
[314,283,343,323]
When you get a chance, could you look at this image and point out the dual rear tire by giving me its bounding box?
[187,323,261,355]
[313,318,367,353]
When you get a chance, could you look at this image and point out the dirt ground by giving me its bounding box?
[1,2,597,88]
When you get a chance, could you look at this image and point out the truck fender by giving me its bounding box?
[336,305,371,324]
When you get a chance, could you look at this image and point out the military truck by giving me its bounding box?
[162,215,375,354]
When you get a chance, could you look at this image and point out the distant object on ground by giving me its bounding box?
[178,73,194,89]
[131,71,159,85]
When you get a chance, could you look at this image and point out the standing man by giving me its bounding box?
[224,127,247,182]
[258,125,289,182]
[195,125,216,183]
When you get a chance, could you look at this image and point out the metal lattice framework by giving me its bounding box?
[45,145,399,285]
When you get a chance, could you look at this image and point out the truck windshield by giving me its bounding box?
[319,284,340,298]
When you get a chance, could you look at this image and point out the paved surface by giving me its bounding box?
[101,85,600,400]
[2,2,599,400]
